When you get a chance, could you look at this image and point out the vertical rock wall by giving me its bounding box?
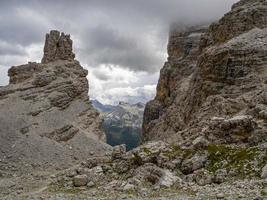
[143,0,267,147]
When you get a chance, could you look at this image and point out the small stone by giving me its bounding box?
[158,170,179,188]
[73,174,88,187]
[113,159,129,174]
[85,158,98,168]
[87,181,95,188]
[214,169,227,184]
[50,174,56,179]
[81,161,87,166]
[216,193,225,199]
[153,185,160,190]
[194,169,213,186]
[16,190,23,194]
[261,187,267,195]
[254,196,264,200]
[181,152,208,174]
[192,136,209,149]
[66,170,77,178]
[95,166,103,174]
[112,144,126,160]
[261,164,267,179]
[140,188,149,197]
[123,183,135,191]
[20,127,29,134]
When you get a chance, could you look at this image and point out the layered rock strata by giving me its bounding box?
[143,0,267,147]
[143,25,208,141]
[0,30,110,172]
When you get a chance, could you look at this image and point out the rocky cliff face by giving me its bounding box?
[143,0,267,147]
[143,25,207,141]
[0,30,110,173]
[200,0,267,50]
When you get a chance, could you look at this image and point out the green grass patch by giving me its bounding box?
[206,144,267,178]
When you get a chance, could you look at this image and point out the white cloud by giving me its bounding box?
[87,64,158,104]
[90,84,157,105]
[0,66,9,86]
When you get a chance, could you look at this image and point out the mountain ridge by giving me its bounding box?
[92,99,145,150]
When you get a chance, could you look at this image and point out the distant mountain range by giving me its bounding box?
[91,100,116,113]
[91,100,145,150]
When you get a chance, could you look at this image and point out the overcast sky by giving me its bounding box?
[0,0,237,105]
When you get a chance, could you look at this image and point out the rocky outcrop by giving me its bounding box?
[42,140,267,199]
[0,30,110,173]
[200,0,267,49]
[143,0,267,147]
[41,30,75,63]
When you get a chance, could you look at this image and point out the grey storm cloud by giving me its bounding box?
[0,0,239,103]
[0,3,49,46]
[0,0,238,73]
[92,68,111,81]
[0,41,26,56]
[80,25,163,73]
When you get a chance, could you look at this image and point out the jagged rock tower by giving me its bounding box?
[0,30,111,173]
[41,30,75,63]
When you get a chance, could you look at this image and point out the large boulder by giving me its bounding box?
[132,163,178,188]
[181,152,208,174]
[112,144,126,160]
[73,175,88,187]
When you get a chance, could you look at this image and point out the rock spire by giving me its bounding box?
[41,30,75,63]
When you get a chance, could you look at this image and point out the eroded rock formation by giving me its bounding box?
[41,30,75,63]
[0,30,110,172]
[143,0,267,147]
[1,0,267,199]
[200,0,267,49]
